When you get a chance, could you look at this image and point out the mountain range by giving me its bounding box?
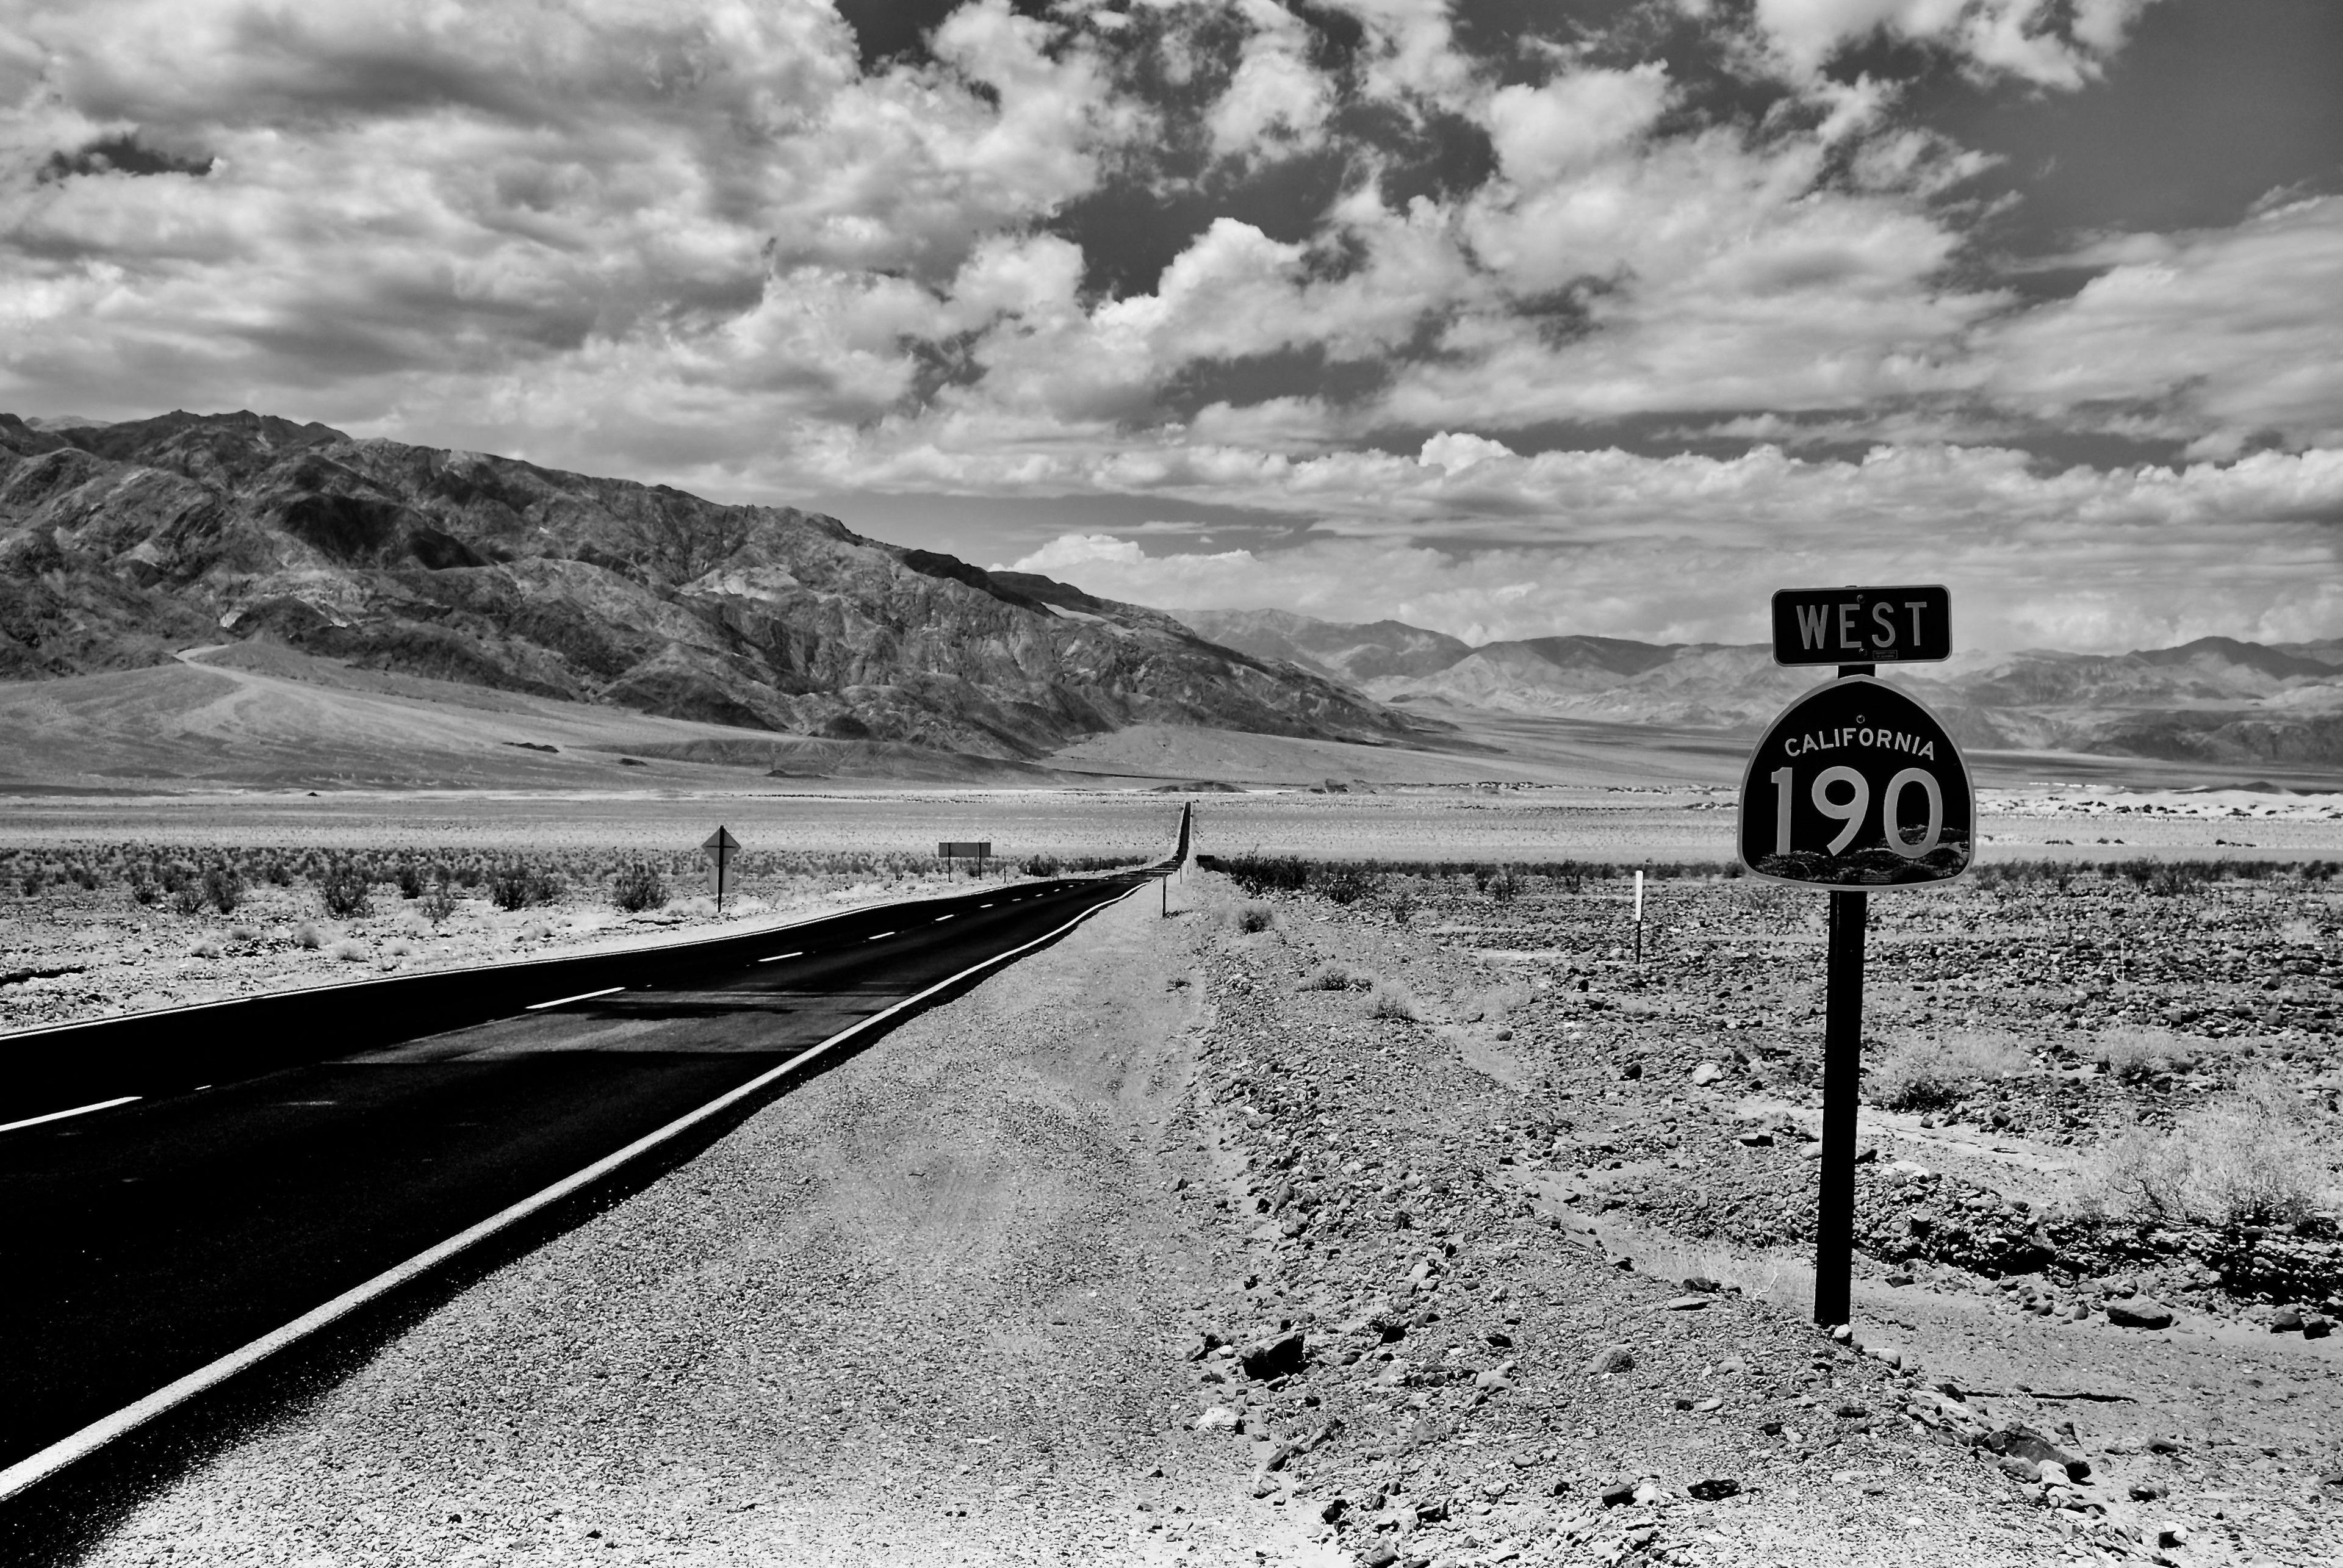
[1173,610,2343,769]
[0,411,1428,765]
[3,409,2336,782]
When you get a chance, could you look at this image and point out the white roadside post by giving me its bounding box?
[1632,869,1645,965]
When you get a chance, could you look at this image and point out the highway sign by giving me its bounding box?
[1771,584,1951,666]
[1738,677,1972,889]
[702,827,740,854]
[938,842,990,858]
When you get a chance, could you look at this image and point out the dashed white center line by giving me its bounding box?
[1,1096,142,1135]
[932,915,956,922]
[758,950,807,964]
[865,931,897,941]
[978,903,994,908]
[524,985,624,1011]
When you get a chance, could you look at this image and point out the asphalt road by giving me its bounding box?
[0,871,1153,1476]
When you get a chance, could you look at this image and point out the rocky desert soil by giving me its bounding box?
[61,851,2343,1567]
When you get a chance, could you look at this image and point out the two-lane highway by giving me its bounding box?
[0,869,1156,1484]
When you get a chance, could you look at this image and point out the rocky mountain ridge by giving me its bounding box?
[1176,608,2343,769]
[0,411,1431,763]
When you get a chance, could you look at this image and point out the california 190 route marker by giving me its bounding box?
[1741,585,1971,1328]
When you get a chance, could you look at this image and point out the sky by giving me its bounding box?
[3,0,2341,653]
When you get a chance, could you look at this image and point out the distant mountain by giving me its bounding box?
[1168,608,1472,683]
[0,411,1431,761]
[1208,609,2343,769]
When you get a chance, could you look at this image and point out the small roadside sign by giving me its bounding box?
[1737,677,1973,889]
[939,841,992,877]
[1771,584,1951,666]
[702,825,740,911]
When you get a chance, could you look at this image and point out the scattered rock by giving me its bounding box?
[2106,1297,2175,1330]
[1599,1477,1638,1507]
[1686,1476,1741,1501]
[1585,1344,1635,1376]
[1239,1331,1307,1379]
[1690,1061,1725,1085]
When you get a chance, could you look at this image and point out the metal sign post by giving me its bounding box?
[702,825,740,913]
[1740,585,1969,1328]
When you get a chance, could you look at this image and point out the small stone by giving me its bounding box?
[1599,1478,1638,1507]
[1193,1406,1240,1431]
[1585,1344,1635,1376]
[1239,1331,1308,1379]
[1690,1061,1725,1085]
[1665,1295,1711,1311]
[1737,1131,1774,1146]
[1686,1477,1741,1502]
[1631,1480,1669,1506]
[2305,1315,2334,1340]
[2270,1305,2305,1333]
[1317,1496,1348,1523]
[2106,1297,2175,1330]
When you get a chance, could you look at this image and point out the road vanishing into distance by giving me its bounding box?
[0,869,1157,1483]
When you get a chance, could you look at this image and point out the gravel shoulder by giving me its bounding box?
[76,878,1338,1567]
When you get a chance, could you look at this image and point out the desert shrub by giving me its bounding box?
[1023,854,1061,877]
[185,930,225,959]
[326,938,369,962]
[1209,854,1311,894]
[128,872,161,906]
[1866,1030,2031,1110]
[1231,901,1275,934]
[2086,1074,2334,1229]
[294,920,328,949]
[318,859,373,918]
[1369,981,1425,1024]
[2091,1027,2200,1082]
[201,863,244,916]
[1386,887,1417,927]
[1301,961,1359,991]
[1486,865,1521,904]
[611,861,667,913]
[392,861,426,899]
[168,885,206,918]
[488,862,563,912]
[2149,862,2209,897]
[418,876,458,926]
[1316,865,1383,905]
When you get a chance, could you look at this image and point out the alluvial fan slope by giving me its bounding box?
[0,411,1426,761]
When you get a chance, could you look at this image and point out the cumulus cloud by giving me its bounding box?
[1982,196,2343,455]
[1752,0,2164,88]
[1006,441,2343,653]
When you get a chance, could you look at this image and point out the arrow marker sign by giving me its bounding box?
[702,825,740,910]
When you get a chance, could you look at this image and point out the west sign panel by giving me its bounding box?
[1737,676,1973,890]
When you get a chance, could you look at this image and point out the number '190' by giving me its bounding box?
[1770,765,1945,857]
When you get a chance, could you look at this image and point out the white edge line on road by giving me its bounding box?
[522,986,624,1012]
[0,1096,141,1135]
[757,951,807,965]
[0,876,1151,1506]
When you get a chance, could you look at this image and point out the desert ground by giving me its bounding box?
[57,854,2343,1568]
[2,785,2340,1037]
